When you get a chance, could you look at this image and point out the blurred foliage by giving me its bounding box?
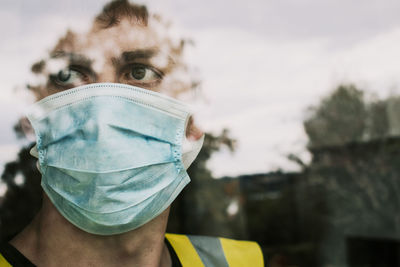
[304,84,367,148]
[304,84,398,148]
[366,99,390,140]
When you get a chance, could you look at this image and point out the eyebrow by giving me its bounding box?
[50,49,176,70]
[50,51,93,67]
[121,49,157,62]
[118,49,176,68]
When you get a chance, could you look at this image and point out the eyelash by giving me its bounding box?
[49,66,90,83]
[123,63,163,78]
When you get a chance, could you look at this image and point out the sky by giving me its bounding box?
[1,0,400,179]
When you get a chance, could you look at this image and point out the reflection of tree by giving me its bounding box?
[366,100,390,140]
[304,84,398,148]
[304,84,367,148]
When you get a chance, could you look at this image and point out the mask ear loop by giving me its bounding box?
[30,145,39,158]
[181,115,205,169]
[26,114,43,174]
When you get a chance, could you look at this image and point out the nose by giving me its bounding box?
[96,64,118,83]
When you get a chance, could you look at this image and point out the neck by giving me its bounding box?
[11,194,171,267]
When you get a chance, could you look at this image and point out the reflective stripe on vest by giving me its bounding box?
[0,253,12,267]
[165,233,264,267]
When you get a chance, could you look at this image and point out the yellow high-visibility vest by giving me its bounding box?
[166,233,264,267]
[0,253,11,267]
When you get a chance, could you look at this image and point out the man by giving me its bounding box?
[0,1,263,266]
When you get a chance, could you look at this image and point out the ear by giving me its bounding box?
[185,116,203,141]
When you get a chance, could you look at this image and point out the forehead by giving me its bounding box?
[53,18,173,69]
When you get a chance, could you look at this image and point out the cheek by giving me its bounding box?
[158,68,193,97]
[46,87,63,96]
[33,86,57,101]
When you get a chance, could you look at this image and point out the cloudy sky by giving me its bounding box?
[1,0,400,179]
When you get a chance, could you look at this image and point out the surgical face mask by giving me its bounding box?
[26,83,204,235]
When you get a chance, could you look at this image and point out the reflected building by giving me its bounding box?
[231,136,400,267]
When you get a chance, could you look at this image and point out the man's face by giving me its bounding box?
[36,17,191,100]
[29,17,202,140]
